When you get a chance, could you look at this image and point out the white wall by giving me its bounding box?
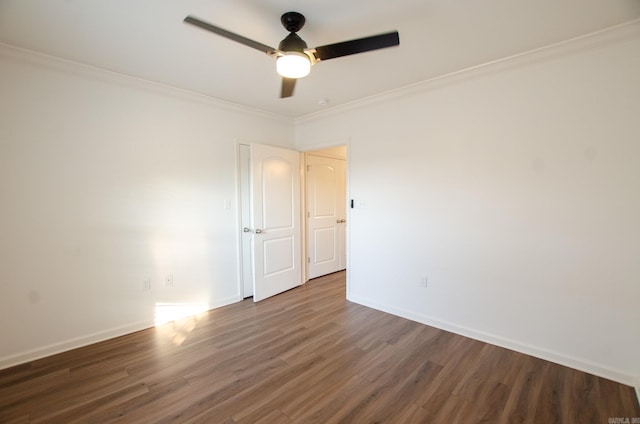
[0,44,294,368]
[295,22,640,386]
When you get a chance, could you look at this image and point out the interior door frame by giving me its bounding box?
[305,152,347,279]
[300,140,351,291]
[238,143,253,298]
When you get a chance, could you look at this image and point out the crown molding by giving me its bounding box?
[0,42,294,125]
[295,18,640,126]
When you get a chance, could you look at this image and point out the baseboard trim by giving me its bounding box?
[0,294,242,371]
[348,294,636,387]
[0,320,154,371]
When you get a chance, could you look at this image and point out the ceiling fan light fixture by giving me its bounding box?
[184,12,400,98]
[276,52,311,78]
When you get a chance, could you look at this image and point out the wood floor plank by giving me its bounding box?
[30,382,149,423]
[416,335,486,411]
[534,362,568,423]
[27,369,132,420]
[1,270,638,423]
[361,359,444,423]
[276,346,366,421]
[293,374,382,424]
[499,358,546,424]
[1,415,30,424]
[181,355,326,423]
[391,402,434,423]
[0,367,70,415]
[253,409,292,424]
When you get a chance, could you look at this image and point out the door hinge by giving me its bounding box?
[307,165,311,172]
[308,257,311,263]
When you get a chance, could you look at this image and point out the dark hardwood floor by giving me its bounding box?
[1,271,638,423]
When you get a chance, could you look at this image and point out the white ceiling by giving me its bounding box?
[1,0,639,117]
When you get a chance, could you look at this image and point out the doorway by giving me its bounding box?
[304,146,348,280]
[238,143,347,301]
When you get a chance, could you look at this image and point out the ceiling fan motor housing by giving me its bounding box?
[279,32,308,53]
[279,12,308,53]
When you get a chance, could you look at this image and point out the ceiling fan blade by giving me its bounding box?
[312,31,399,61]
[281,78,297,98]
[184,16,276,54]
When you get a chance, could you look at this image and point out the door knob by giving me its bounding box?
[336,219,346,223]
[243,227,252,233]
[255,229,263,234]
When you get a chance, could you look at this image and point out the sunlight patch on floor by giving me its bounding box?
[155,302,209,345]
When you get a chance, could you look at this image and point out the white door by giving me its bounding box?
[249,144,302,302]
[306,155,346,279]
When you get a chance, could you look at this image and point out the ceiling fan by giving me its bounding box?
[184,12,400,98]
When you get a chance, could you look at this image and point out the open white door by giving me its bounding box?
[249,143,302,302]
[307,155,347,279]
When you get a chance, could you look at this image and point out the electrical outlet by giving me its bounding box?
[166,274,173,287]
[143,279,151,291]
[419,276,428,288]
